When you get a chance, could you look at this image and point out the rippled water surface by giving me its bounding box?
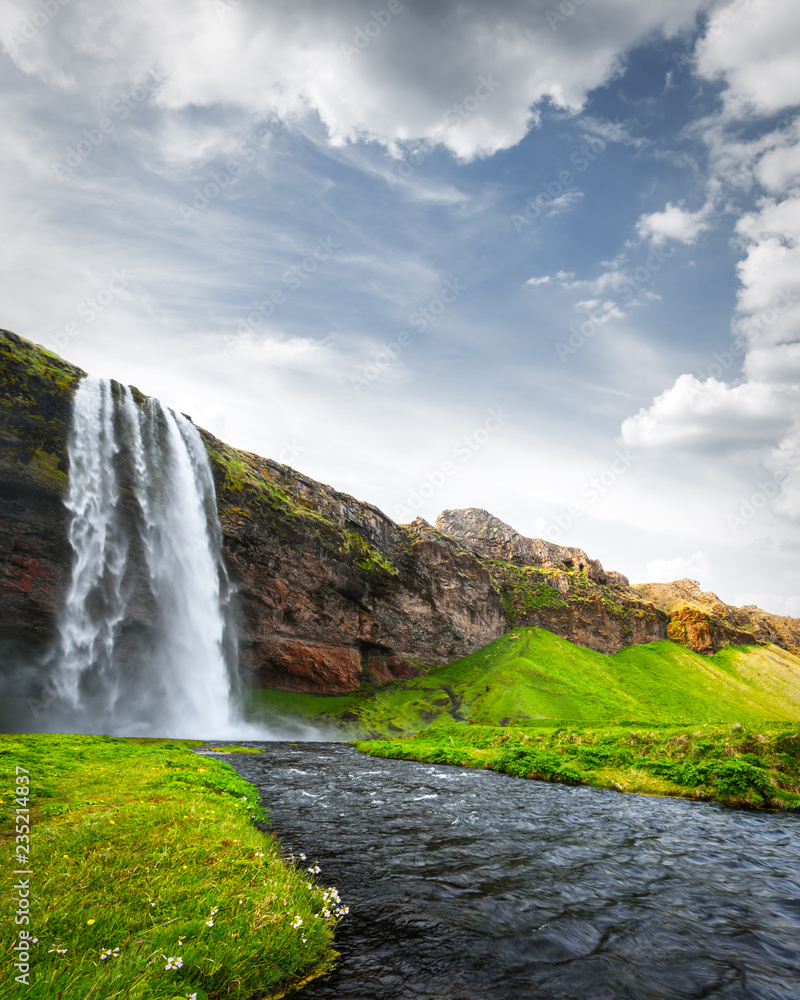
[225,742,800,1000]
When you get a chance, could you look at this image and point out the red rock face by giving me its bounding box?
[217,483,509,693]
[667,607,718,655]
[244,636,363,692]
[0,485,71,655]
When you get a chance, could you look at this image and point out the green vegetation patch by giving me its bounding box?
[0,734,345,999]
[203,433,400,585]
[0,331,86,492]
[245,628,800,738]
[485,560,648,635]
[355,722,800,811]
[487,563,569,621]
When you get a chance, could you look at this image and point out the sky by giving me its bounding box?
[1,0,798,615]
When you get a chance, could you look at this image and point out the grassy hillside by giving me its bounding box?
[245,627,800,738]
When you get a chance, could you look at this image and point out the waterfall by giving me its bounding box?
[48,375,241,738]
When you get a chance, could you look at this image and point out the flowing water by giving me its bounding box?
[225,742,800,1000]
[48,375,239,737]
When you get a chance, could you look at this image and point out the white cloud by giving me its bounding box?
[525,269,578,287]
[549,254,673,317]
[755,138,800,194]
[734,195,800,349]
[560,267,632,295]
[544,188,585,216]
[223,331,336,372]
[744,342,800,384]
[735,593,800,617]
[636,200,711,244]
[579,116,648,149]
[695,0,800,117]
[645,550,710,584]
[620,375,795,452]
[575,298,625,324]
[0,0,710,163]
[620,0,800,556]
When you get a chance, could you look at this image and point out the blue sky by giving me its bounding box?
[1,0,799,613]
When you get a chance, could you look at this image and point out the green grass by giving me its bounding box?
[245,627,800,738]
[0,734,345,999]
[355,721,800,811]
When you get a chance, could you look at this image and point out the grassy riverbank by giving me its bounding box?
[0,734,344,999]
[355,721,800,810]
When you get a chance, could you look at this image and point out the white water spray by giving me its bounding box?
[50,375,242,737]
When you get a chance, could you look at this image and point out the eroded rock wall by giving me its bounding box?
[0,332,83,663]
[2,330,799,695]
[203,440,507,690]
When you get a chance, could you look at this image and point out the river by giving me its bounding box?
[222,742,800,1000]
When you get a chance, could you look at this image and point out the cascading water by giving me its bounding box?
[48,375,241,738]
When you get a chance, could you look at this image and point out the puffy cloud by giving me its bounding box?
[620,0,800,548]
[695,0,800,117]
[734,195,800,349]
[0,0,709,163]
[745,342,800,384]
[755,138,800,193]
[635,200,711,244]
[645,550,710,584]
[620,376,795,452]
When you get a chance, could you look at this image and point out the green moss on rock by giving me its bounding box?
[201,430,400,584]
[0,330,86,495]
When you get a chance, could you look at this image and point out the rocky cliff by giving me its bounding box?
[0,333,81,668]
[2,329,799,695]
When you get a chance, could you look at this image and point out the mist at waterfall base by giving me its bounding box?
[12,375,321,740]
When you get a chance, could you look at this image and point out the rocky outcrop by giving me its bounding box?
[635,579,800,656]
[2,329,800,694]
[435,508,630,588]
[434,507,668,652]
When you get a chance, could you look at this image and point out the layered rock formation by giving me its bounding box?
[2,329,799,695]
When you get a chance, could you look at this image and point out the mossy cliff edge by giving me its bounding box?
[2,330,799,696]
[0,332,84,662]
